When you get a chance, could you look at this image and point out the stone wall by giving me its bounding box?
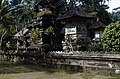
[45,51,120,72]
[1,49,120,72]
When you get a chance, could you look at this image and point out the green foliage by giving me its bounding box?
[45,26,55,36]
[73,45,81,51]
[88,42,103,51]
[0,0,14,31]
[102,21,120,51]
[45,26,55,45]
[31,28,41,44]
[10,0,22,6]
[111,7,120,22]
[0,0,15,50]
[111,12,120,22]
[97,8,112,25]
[0,0,34,50]
[34,0,66,16]
[77,0,111,25]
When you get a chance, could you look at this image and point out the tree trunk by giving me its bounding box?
[0,31,6,49]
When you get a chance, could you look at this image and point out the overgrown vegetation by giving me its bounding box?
[31,28,41,44]
[88,42,103,51]
[102,21,120,51]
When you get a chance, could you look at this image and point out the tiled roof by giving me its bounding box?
[89,21,105,29]
[58,6,95,20]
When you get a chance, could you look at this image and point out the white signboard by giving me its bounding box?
[65,27,77,35]
[95,31,103,38]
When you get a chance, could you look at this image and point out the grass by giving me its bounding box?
[0,61,120,79]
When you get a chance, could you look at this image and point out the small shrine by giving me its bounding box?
[58,6,96,51]
[89,20,105,42]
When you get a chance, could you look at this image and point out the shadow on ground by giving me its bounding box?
[0,61,68,74]
[0,61,120,79]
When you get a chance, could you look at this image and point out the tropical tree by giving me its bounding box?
[111,7,120,22]
[0,0,35,50]
[102,21,120,51]
[0,0,15,50]
[97,6,111,25]
[10,0,35,48]
[34,0,67,17]
[76,0,110,11]
[10,0,34,31]
[76,0,111,25]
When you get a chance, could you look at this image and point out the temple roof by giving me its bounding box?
[89,21,105,29]
[57,6,95,20]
